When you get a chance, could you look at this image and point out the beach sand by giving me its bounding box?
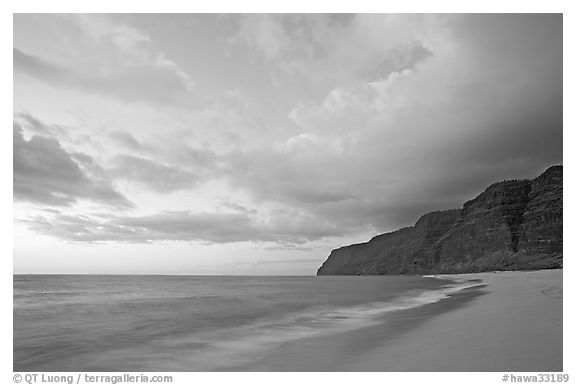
[236,269,562,372]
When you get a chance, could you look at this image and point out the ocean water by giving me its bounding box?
[13,274,482,371]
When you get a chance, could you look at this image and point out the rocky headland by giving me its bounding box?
[317,165,563,275]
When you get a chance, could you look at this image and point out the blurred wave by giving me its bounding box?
[13,274,480,371]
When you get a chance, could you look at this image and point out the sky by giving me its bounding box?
[13,14,562,275]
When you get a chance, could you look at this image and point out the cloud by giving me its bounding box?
[14,14,563,248]
[13,14,195,106]
[21,209,345,245]
[220,201,258,214]
[72,14,153,52]
[107,131,149,152]
[359,41,433,82]
[13,121,132,208]
[109,155,201,193]
[231,14,436,86]
[264,13,562,232]
[14,47,194,106]
[13,48,67,82]
[14,111,55,135]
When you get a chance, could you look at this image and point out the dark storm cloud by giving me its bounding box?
[21,210,345,245]
[286,14,562,233]
[14,47,193,105]
[13,122,133,208]
[399,13,563,224]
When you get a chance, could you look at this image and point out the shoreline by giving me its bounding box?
[234,269,562,372]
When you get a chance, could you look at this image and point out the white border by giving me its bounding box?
[3,2,573,384]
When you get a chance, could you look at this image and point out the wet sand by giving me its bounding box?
[237,269,562,372]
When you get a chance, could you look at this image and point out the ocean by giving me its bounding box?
[13,274,484,371]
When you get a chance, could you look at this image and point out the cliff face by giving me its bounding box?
[518,166,563,256]
[317,166,563,275]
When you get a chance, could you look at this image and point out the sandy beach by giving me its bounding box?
[238,269,563,372]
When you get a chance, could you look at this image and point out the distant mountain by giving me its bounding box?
[317,165,563,275]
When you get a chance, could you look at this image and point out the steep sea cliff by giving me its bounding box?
[317,166,562,275]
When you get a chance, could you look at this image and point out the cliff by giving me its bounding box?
[317,165,563,275]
